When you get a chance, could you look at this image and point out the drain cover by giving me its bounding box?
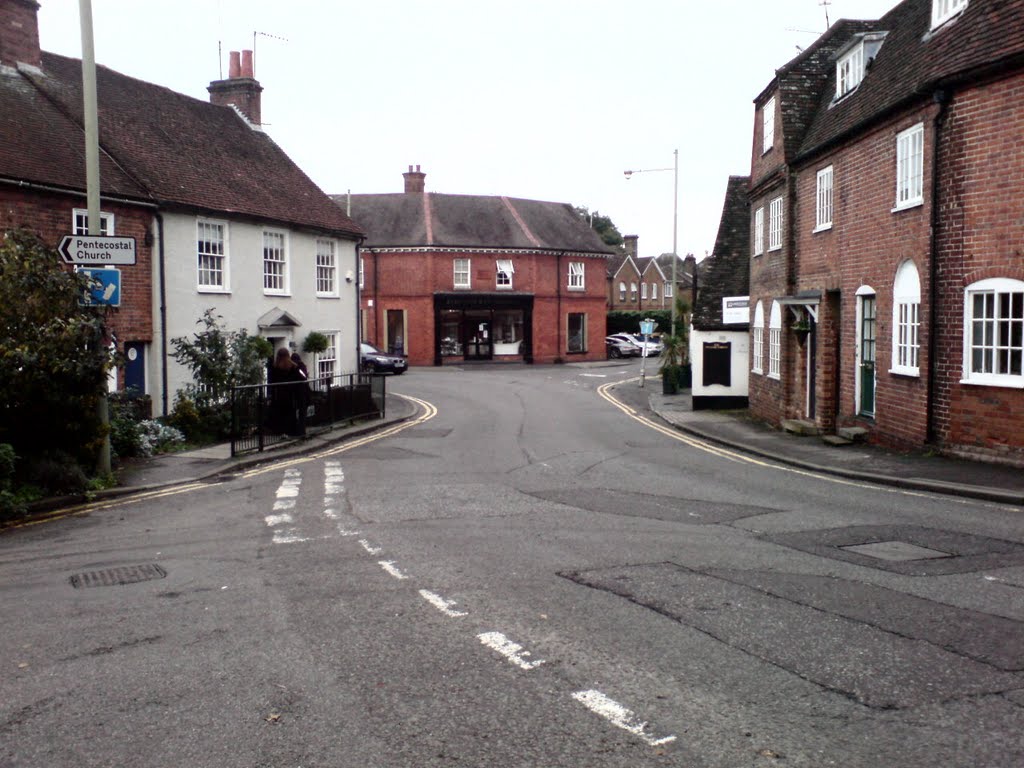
[70,564,167,588]
[840,541,953,562]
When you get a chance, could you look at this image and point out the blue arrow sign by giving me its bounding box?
[78,268,121,307]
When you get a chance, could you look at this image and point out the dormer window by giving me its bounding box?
[762,96,776,154]
[835,33,888,101]
[932,0,968,29]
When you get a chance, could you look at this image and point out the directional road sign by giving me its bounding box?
[78,267,121,307]
[58,234,136,265]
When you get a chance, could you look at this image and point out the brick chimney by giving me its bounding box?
[0,0,41,69]
[403,165,426,193]
[207,49,263,125]
[623,235,639,259]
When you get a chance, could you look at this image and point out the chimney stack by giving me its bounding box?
[623,235,639,259]
[208,48,263,125]
[0,0,42,69]
[403,164,426,194]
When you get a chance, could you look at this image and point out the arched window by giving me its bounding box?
[618,281,626,302]
[630,282,638,303]
[963,277,1024,387]
[752,301,765,374]
[768,301,782,378]
[892,261,921,375]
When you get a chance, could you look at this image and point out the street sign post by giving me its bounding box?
[78,267,121,307]
[58,234,136,265]
[639,318,655,388]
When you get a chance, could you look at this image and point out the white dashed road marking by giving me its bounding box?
[359,539,382,555]
[477,631,545,670]
[419,589,468,617]
[571,689,676,747]
[378,561,409,580]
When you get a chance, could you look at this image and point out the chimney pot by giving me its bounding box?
[228,51,241,78]
[240,49,254,78]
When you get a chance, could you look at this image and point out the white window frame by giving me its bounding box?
[836,44,864,99]
[664,281,673,298]
[630,282,638,302]
[359,256,365,289]
[768,196,783,251]
[197,218,229,292]
[316,331,339,381]
[753,207,764,256]
[752,301,765,374]
[618,281,626,302]
[815,166,834,232]
[651,282,658,301]
[568,261,585,290]
[567,312,587,354]
[894,123,925,211]
[891,260,921,376]
[316,239,338,297]
[962,278,1024,388]
[73,208,113,235]
[496,259,514,289]
[641,282,648,300]
[768,301,782,379]
[263,229,289,295]
[932,0,968,29]
[454,257,471,289]
[762,96,776,155]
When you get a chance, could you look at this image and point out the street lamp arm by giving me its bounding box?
[623,167,674,178]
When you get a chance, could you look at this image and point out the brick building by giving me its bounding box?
[747,0,1024,464]
[607,235,697,315]
[339,167,614,366]
[0,0,362,414]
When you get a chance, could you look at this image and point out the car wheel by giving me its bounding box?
[609,347,621,359]
[393,368,404,375]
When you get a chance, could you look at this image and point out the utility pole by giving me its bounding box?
[79,0,111,475]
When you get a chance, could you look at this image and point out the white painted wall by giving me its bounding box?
[691,329,750,398]
[148,212,359,414]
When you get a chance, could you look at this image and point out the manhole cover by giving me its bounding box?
[840,541,953,562]
[70,564,167,588]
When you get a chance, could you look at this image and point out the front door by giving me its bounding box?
[124,341,146,394]
[464,314,492,360]
[859,295,876,417]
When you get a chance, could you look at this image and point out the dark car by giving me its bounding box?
[606,334,642,359]
[360,342,407,374]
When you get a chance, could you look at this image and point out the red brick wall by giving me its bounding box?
[609,261,641,310]
[360,248,608,365]
[0,186,154,376]
[932,73,1024,464]
[791,105,935,449]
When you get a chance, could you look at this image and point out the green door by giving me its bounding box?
[859,296,876,417]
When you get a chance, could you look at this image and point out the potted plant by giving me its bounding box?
[302,331,330,355]
[791,315,812,347]
[659,333,684,395]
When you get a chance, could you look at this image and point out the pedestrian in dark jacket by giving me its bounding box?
[268,347,306,436]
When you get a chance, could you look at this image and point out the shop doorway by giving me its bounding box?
[463,312,492,360]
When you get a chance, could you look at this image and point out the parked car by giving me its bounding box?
[360,342,407,374]
[628,333,664,358]
[606,334,642,359]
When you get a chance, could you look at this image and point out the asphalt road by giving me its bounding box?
[2,362,1022,767]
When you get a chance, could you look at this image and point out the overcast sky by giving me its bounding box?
[38,0,899,260]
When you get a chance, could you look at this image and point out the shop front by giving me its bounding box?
[434,293,534,364]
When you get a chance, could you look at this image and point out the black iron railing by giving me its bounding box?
[231,372,386,457]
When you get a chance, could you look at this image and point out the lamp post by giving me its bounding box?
[624,149,679,337]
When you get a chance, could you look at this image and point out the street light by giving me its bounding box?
[624,149,679,336]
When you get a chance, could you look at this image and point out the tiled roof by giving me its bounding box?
[1,52,362,237]
[694,176,751,330]
[798,0,1024,160]
[339,192,614,254]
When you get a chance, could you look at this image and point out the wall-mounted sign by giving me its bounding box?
[722,296,750,325]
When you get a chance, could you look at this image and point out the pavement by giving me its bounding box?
[20,370,1024,518]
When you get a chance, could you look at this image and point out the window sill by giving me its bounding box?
[751,367,763,376]
[453,285,472,290]
[959,376,1024,390]
[767,372,781,381]
[264,291,291,297]
[316,293,340,299]
[768,245,782,253]
[752,252,763,258]
[495,285,513,291]
[888,367,920,378]
[813,223,833,234]
[198,286,230,294]
[567,286,585,292]
[892,199,923,213]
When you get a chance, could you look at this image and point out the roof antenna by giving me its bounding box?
[252,30,289,79]
[820,0,831,28]
[217,40,223,80]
